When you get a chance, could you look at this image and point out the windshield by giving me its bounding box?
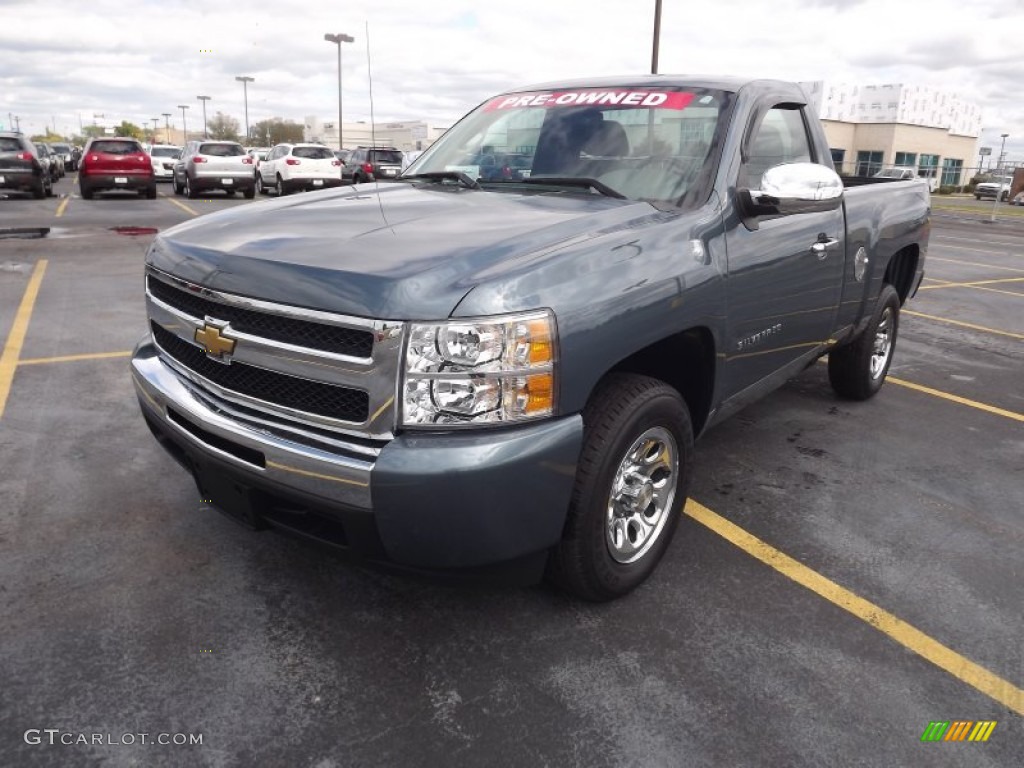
[90,140,142,155]
[199,143,245,157]
[151,147,180,158]
[407,87,731,206]
[369,150,403,164]
[293,146,335,160]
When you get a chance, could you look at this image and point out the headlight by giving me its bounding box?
[402,310,556,427]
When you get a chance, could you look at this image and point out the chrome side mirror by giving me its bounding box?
[742,162,844,218]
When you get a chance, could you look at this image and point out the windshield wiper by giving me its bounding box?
[519,176,626,199]
[401,171,480,190]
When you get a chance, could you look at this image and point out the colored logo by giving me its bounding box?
[921,721,996,742]
[194,322,236,361]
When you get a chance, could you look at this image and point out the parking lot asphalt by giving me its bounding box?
[1,179,1021,767]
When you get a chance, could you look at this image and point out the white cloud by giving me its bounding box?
[1,0,1021,158]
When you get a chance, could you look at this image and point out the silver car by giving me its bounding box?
[172,140,256,199]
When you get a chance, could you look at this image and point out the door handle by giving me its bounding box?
[811,237,840,259]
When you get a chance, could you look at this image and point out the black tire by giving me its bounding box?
[32,179,46,199]
[1000,191,1008,202]
[243,186,255,200]
[276,175,287,196]
[547,373,693,602]
[80,184,93,200]
[828,284,901,401]
[256,174,267,195]
[185,176,198,199]
[145,185,157,200]
[974,194,981,200]
[224,189,235,197]
[173,177,184,195]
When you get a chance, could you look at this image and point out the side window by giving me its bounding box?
[740,106,813,189]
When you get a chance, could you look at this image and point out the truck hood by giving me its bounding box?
[149,183,656,318]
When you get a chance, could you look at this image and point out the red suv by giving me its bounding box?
[79,138,156,199]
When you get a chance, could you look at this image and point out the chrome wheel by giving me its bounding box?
[606,426,679,564]
[869,307,893,380]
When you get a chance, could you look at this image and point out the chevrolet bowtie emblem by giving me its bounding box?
[195,323,236,360]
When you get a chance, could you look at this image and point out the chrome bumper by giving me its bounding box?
[131,338,375,510]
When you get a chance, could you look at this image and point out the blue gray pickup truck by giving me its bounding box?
[132,76,929,600]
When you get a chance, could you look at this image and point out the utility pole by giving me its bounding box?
[989,133,1010,223]
[178,105,189,143]
[197,96,211,138]
[651,0,663,74]
[235,76,254,143]
[324,33,355,150]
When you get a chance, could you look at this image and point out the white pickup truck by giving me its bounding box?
[974,174,1012,201]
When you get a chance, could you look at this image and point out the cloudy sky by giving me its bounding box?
[1,0,1021,160]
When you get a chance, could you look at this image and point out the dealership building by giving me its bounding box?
[800,82,983,186]
[303,117,449,152]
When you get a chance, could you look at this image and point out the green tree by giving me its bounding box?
[252,117,304,146]
[30,131,64,143]
[207,112,241,141]
[116,121,143,139]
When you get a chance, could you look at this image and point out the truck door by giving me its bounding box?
[721,104,844,399]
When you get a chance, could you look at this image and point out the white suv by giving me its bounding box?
[150,144,181,181]
[257,143,342,196]
[172,140,256,199]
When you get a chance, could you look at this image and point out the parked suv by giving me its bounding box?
[51,143,77,171]
[0,132,52,198]
[36,143,62,182]
[79,137,156,199]
[342,146,404,183]
[173,140,255,199]
[149,145,182,182]
[257,143,342,195]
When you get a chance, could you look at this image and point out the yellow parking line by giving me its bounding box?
[18,350,132,366]
[0,260,48,420]
[928,256,1024,274]
[685,500,1024,716]
[165,196,199,216]
[887,377,1024,423]
[55,197,70,218]
[903,310,1024,341]
[919,277,1024,292]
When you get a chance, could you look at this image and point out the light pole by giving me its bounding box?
[996,132,1009,172]
[177,105,189,143]
[235,76,254,143]
[162,112,172,144]
[989,133,1009,223]
[151,118,160,144]
[197,95,211,138]
[651,0,663,75]
[324,32,354,150]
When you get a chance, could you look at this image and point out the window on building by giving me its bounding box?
[894,152,917,168]
[918,154,940,178]
[856,150,883,176]
[941,158,963,187]
[830,148,846,171]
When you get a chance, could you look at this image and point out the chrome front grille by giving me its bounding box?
[151,323,369,422]
[145,267,404,442]
[147,276,374,357]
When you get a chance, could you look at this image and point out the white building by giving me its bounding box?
[800,81,983,186]
[303,117,449,152]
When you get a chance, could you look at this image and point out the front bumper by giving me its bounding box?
[131,338,583,577]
